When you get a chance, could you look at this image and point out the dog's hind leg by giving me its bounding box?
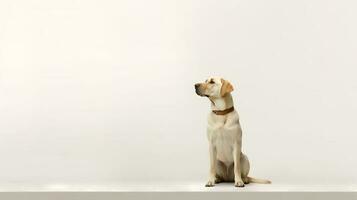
[215,160,228,183]
[240,153,250,184]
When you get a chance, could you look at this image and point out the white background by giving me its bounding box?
[0,0,357,186]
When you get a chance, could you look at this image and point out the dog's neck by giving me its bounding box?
[209,93,234,111]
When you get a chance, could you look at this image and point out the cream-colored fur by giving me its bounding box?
[195,76,271,187]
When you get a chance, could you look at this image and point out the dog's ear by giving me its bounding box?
[220,78,234,97]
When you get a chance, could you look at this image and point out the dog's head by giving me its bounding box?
[194,77,234,98]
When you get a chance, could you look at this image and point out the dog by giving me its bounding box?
[195,76,271,187]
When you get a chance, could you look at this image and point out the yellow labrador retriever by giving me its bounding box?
[195,76,271,187]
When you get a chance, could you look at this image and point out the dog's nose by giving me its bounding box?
[194,83,200,89]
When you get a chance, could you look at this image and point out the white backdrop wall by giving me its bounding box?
[0,0,357,185]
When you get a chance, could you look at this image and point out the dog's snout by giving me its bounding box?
[195,83,200,89]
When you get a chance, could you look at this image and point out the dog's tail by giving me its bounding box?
[247,176,271,184]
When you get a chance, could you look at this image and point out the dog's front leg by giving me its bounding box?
[205,143,217,187]
[233,145,244,187]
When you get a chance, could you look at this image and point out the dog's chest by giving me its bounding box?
[207,114,241,162]
[209,122,235,142]
[207,114,239,140]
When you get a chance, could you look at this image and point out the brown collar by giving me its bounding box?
[212,107,234,115]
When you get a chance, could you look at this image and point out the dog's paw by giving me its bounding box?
[234,180,245,187]
[215,177,222,184]
[205,180,215,187]
[242,177,250,184]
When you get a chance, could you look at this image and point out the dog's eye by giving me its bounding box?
[209,80,215,84]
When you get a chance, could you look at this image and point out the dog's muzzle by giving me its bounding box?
[194,83,201,96]
[195,83,210,97]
